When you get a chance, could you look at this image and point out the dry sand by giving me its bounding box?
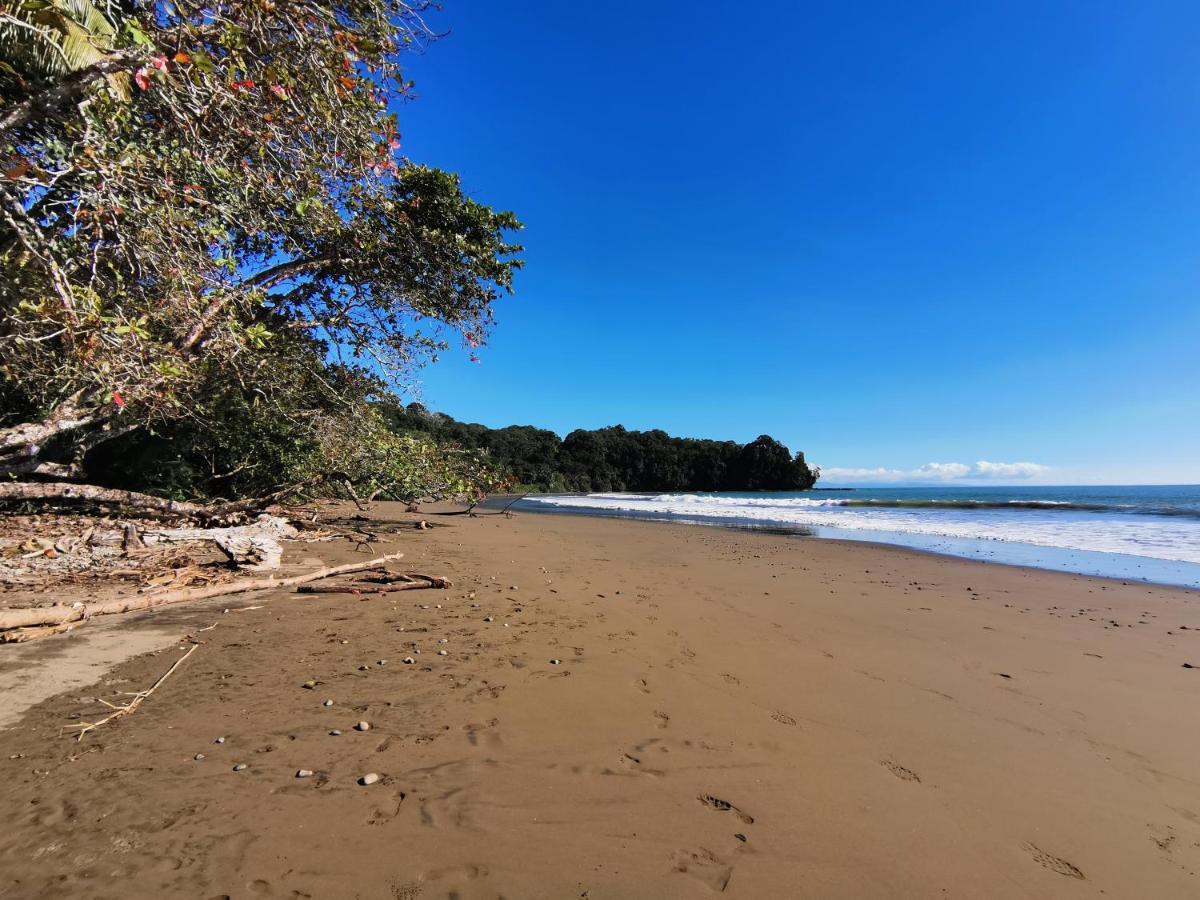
[2,505,1199,898]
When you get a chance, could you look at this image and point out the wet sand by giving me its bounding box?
[2,505,1199,898]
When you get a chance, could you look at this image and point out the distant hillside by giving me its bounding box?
[382,404,819,493]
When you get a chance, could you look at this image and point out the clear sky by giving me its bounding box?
[396,1,1200,486]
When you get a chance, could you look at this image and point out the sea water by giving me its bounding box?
[520,485,1200,588]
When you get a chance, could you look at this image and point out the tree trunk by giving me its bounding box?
[0,393,103,461]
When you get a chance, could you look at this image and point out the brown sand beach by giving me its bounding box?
[2,505,1200,898]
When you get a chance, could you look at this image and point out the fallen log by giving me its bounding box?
[297,573,452,594]
[0,551,405,634]
[0,478,325,523]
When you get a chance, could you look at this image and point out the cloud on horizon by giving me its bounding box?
[820,460,1050,483]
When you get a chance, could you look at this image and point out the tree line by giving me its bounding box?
[383,404,820,493]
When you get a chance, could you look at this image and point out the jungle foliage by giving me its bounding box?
[384,404,821,494]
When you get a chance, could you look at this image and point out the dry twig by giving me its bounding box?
[66,643,199,740]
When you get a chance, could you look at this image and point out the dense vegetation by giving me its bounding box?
[384,404,820,493]
[0,0,519,504]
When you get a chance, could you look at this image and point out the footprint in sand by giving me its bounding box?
[671,847,733,893]
[636,677,651,694]
[1023,843,1085,879]
[881,759,921,782]
[653,710,670,729]
[698,793,754,825]
[771,712,796,726]
[720,673,740,685]
[368,790,407,825]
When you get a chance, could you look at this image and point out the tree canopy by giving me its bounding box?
[385,405,821,493]
[0,0,522,503]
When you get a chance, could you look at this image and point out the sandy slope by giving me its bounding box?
[1,505,1199,898]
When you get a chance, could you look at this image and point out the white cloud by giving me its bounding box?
[820,460,1050,483]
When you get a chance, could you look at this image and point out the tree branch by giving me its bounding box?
[0,50,141,138]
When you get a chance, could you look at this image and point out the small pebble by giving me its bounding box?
[549,659,562,665]
[296,769,314,778]
[484,616,494,622]
[437,649,448,656]
[194,753,206,761]
[232,763,247,772]
[329,730,342,736]
[323,699,334,707]
[302,680,317,689]
[215,736,226,744]
[403,657,415,664]
[359,773,380,786]
[355,721,371,731]
[358,665,370,671]
[377,660,387,666]
[437,639,448,644]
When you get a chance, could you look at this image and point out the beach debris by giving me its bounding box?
[194,753,206,761]
[355,721,371,731]
[296,769,314,778]
[215,736,226,744]
[323,699,334,707]
[403,657,415,664]
[0,551,409,641]
[233,763,248,771]
[1183,663,1196,669]
[64,643,199,741]
[359,773,381,785]
[298,571,451,595]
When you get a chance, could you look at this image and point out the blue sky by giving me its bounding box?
[396,1,1200,485]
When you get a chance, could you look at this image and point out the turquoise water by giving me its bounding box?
[521,485,1200,588]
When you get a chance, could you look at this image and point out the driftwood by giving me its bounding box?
[67,642,198,740]
[0,478,326,523]
[0,551,406,634]
[297,572,451,594]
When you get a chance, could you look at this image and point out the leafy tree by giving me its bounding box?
[0,0,522,502]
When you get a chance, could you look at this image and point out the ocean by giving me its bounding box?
[519,485,1200,588]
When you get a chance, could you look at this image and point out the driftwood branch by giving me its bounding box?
[0,478,324,523]
[296,572,451,594]
[66,642,198,740]
[0,551,406,634]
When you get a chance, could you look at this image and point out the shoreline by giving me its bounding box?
[509,495,1200,589]
[2,504,1199,897]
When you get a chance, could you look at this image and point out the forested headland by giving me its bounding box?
[384,404,820,493]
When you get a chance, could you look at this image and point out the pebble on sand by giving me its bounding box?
[359,773,381,786]
[214,736,226,744]
[355,721,371,731]
[323,699,334,707]
[296,769,314,778]
[403,657,416,664]
[437,649,448,656]
[232,763,248,771]
[194,753,206,761]
[329,730,342,736]
[549,659,562,665]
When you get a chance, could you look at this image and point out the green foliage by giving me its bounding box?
[384,405,821,493]
[0,0,521,502]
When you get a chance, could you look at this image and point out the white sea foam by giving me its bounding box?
[527,493,1200,564]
